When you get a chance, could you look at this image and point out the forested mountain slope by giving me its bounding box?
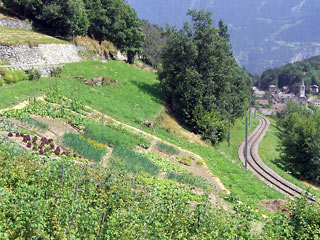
[128,0,320,73]
[257,55,320,92]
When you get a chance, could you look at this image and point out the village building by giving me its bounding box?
[268,85,277,94]
[256,99,269,108]
[310,85,319,94]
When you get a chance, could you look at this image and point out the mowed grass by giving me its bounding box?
[259,117,320,198]
[0,27,67,46]
[0,61,163,125]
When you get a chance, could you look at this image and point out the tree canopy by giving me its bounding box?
[277,103,320,185]
[258,55,320,93]
[2,0,144,63]
[158,10,250,144]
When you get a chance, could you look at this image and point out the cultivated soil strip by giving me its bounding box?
[0,98,229,194]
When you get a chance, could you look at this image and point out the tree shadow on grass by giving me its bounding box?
[130,80,164,104]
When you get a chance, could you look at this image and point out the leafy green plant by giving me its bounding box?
[3,69,28,84]
[26,69,41,81]
[138,151,186,173]
[156,141,180,155]
[0,78,4,87]
[50,66,63,77]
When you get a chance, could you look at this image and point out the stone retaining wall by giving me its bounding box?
[0,64,63,77]
[0,44,85,66]
[0,43,86,77]
[0,18,32,30]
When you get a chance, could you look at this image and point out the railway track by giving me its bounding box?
[238,114,317,201]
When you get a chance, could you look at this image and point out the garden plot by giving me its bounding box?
[0,94,227,196]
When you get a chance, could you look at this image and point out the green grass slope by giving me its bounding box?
[0,60,285,206]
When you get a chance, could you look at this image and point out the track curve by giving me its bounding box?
[238,114,317,201]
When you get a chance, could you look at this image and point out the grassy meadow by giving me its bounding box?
[0,26,67,46]
[0,60,288,207]
[0,61,163,124]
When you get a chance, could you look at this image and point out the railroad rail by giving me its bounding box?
[238,114,317,201]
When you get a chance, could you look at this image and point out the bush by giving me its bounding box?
[3,70,28,84]
[0,79,4,87]
[50,66,63,77]
[26,69,41,81]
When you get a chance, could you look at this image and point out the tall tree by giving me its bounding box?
[84,0,144,63]
[159,10,249,144]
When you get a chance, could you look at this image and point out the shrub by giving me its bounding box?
[156,141,180,155]
[196,159,205,166]
[0,60,10,65]
[0,79,4,87]
[50,66,63,77]
[3,70,28,84]
[26,69,41,81]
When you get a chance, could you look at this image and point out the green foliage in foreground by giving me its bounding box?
[63,132,106,162]
[0,140,319,239]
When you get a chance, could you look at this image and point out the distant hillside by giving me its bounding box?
[257,55,320,93]
[128,0,320,74]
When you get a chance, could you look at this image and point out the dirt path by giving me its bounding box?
[0,98,229,194]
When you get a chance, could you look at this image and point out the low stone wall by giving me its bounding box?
[0,63,63,77]
[0,44,86,65]
[0,18,32,30]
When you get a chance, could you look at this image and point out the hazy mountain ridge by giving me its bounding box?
[128,0,320,73]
